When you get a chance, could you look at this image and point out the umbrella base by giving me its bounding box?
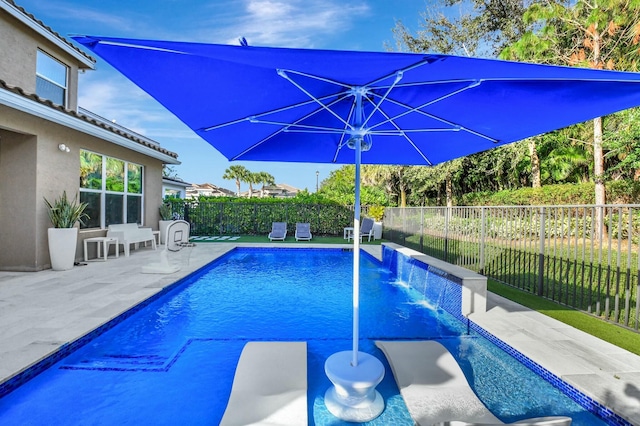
[324,350,385,422]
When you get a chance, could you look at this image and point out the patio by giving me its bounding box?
[0,243,639,424]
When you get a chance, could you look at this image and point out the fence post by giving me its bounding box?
[419,207,424,253]
[444,207,450,262]
[537,206,546,296]
[402,208,407,245]
[480,207,486,274]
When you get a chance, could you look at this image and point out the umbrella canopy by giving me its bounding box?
[73,36,640,166]
[74,36,640,369]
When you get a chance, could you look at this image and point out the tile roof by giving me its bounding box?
[4,0,95,65]
[0,78,178,159]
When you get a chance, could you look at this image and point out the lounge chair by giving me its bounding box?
[295,222,312,241]
[376,341,572,426]
[220,341,307,425]
[268,222,287,241]
[348,217,374,242]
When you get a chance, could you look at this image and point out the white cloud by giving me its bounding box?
[30,1,137,33]
[195,0,371,48]
[77,71,190,143]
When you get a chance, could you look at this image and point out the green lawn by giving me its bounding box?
[190,235,382,244]
[488,279,640,356]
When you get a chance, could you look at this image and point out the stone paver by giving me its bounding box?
[0,242,638,424]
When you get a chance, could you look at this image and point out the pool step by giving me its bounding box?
[60,353,172,372]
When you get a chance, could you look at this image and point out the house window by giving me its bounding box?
[79,150,144,229]
[36,50,68,107]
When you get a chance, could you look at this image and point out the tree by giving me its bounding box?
[162,165,179,178]
[320,166,389,206]
[391,0,534,58]
[255,171,275,197]
[245,172,261,198]
[501,0,640,234]
[604,107,640,180]
[223,165,250,196]
[390,0,546,197]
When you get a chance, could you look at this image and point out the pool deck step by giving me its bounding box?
[220,341,307,426]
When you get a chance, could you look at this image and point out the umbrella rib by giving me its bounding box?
[365,57,435,88]
[333,102,357,163]
[374,106,434,165]
[380,96,499,143]
[362,72,403,128]
[229,95,350,161]
[276,68,353,90]
[278,69,353,130]
[200,92,343,132]
[369,79,480,128]
[367,80,500,143]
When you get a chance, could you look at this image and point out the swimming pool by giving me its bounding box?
[0,248,608,425]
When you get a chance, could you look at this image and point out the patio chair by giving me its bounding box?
[348,217,374,242]
[268,222,287,241]
[295,223,312,241]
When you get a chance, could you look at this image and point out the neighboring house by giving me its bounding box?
[261,183,300,198]
[186,183,235,198]
[162,176,190,199]
[0,0,180,271]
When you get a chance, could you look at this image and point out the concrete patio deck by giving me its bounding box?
[0,243,638,424]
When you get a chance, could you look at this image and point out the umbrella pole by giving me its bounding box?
[323,90,385,422]
[352,137,361,367]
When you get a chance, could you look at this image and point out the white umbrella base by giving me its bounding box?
[324,350,385,422]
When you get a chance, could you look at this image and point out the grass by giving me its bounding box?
[488,279,640,356]
[190,235,382,245]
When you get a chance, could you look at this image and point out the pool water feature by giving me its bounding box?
[0,248,609,425]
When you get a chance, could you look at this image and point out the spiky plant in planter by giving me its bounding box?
[43,191,89,271]
[159,202,173,221]
[44,191,89,228]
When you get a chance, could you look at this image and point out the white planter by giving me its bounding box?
[159,220,173,244]
[48,228,78,271]
[373,222,383,240]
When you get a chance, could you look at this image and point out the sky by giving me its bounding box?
[17,0,429,193]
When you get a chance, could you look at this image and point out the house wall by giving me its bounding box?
[0,6,84,111]
[0,105,164,271]
[0,128,38,270]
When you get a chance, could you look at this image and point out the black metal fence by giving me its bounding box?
[384,205,640,331]
[165,200,365,237]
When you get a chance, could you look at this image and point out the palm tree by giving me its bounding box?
[256,172,275,197]
[223,165,250,197]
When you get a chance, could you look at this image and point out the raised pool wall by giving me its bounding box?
[382,242,487,318]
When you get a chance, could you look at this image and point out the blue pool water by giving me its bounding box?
[0,248,607,425]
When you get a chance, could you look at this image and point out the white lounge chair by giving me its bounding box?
[268,222,287,241]
[294,223,312,241]
[376,341,572,426]
[220,341,307,426]
[376,340,501,425]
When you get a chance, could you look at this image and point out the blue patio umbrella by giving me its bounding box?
[73,35,640,398]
